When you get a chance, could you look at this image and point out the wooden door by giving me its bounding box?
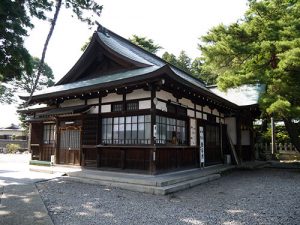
[205,124,222,165]
[59,126,81,165]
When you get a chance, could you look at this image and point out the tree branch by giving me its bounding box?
[25,0,62,106]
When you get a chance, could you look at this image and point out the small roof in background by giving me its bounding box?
[5,124,20,129]
[208,84,265,106]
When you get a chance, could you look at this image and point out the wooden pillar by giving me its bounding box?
[249,119,255,160]
[55,119,59,164]
[28,123,32,159]
[97,95,102,168]
[79,120,83,166]
[236,114,242,162]
[219,112,223,161]
[150,84,157,174]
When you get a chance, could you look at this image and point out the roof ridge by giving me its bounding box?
[97,23,207,86]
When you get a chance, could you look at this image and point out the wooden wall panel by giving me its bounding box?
[31,123,43,144]
[82,115,98,145]
[156,147,198,172]
[98,148,151,171]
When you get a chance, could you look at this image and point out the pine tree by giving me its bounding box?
[200,0,300,150]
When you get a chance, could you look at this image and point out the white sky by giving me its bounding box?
[0,0,248,127]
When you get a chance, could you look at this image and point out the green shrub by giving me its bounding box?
[6,143,21,153]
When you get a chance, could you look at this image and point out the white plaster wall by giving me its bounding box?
[60,99,84,107]
[101,104,111,113]
[139,100,151,109]
[87,98,99,105]
[126,89,151,100]
[156,90,177,102]
[203,113,207,120]
[225,117,237,145]
[241,130,250,145]
[196,111,202,119]
[212,109,219,116]
[156,100,167,112]
[102,93,123,103]
[88,106,99,114]
[216,117,220,123]
[220,113,224,117]
[178,97,194,108]
[190,118,196,146]
[187,109,195,118]
[196,104,202,111]
[203,106,211,114]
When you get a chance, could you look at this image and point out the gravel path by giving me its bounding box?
[37,168,300,225]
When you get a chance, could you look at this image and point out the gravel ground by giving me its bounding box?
[37,168,300,225]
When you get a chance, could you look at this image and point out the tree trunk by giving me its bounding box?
[26,0,62,107]
[283,117,300,152]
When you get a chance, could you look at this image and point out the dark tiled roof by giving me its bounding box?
[97,27,208,90]
[21,66,160,100]
[21,24,239,108]
[37,105,91,116]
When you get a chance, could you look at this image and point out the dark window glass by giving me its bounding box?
[102,118,112,144]
[101,115,151,145]
[177,106,187,117]
[112,103,123,112]
[206,125,220,147]
[167,104,176,114]
[43,124,55,144]
[156,116,187,145]
[207,114,216,122]
[60,129,80,150]
[127,102,139,111]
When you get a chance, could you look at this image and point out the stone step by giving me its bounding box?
[156,166,234,187]
[64,173,221,195]
[68,170,158,187]
[156,174,221,195]
[67,165,234,188]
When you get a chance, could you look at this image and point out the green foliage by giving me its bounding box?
[200,0,300,120]
[81,36,92,51]
[162,52,178,66]
[1,0,102,103]
[177,51,192,73]
[162,51,193,73]
[6,143,21,153]
[11,57,55,94]
[261,127,290,143]
[162,51,211,83]
[129,35,162,54]
[0,0,51,82]
[64,0,102,26]
[0,83,15,104]
[13,56,55,128]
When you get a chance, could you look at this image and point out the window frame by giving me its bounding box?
[156,115,188,146]
[101,114,151,145]
[43,124,55,145]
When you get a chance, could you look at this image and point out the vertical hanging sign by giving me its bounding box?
[199,126,205,167]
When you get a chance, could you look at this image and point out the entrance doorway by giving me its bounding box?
[197,121,222,167]
[205,124,222,165]
[58,125,81,165]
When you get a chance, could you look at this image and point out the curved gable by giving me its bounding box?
[57,31,152,85]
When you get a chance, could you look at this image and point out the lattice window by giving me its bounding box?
[101,115,151,145]
[156,115,187,145]
[112,103,124,112]
[43,124,55,144]
[126,101,139,111]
